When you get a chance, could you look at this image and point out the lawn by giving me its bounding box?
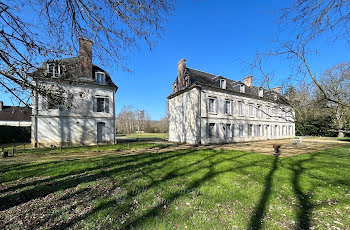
[121,132,168,139]
[0,142,349,229]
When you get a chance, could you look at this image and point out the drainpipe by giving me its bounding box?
[34,80,38,148]
[113,88,116,145]
[198,86,202,145]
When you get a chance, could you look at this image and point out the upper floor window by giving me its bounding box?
[220,79,226,89]
[95,97,109,113]
[96,72,106,84]
[240,84,245,93]
[238,101,244,116]
[185,76,190,87]
[224,100,232,115]
[47,63,60,77]
[208,97,217,114]
[249,104,254,117]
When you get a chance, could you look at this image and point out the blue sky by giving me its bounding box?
[1,0,349,120]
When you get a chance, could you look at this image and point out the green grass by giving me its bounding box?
[122,132,168,139]
[1,143,349,229]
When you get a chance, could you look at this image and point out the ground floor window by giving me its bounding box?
[224,124,231,138]
[248,124,253,137]
[209,123,215,138]
[239,124,244,137]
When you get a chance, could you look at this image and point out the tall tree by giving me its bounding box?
[0,0,175,105]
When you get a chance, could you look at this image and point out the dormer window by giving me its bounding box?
[47,63,60,77]
[220,79,226,89]
[96,72,105,84]
[185,76,190,87]
[240,84,245,93]
[258,88,263,97]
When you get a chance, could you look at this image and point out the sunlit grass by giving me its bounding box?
[0,143,349,229]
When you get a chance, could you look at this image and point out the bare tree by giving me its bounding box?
[280,0,350,43]
[0,0,175,105]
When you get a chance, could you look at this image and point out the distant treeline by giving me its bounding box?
[116,106,168,134]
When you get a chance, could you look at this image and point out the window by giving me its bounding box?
[239,124,243,137]
[274,125,278,136]
[238,101,244,116]
[97,98,105,112]
[95,97,109,113]
[185,76,190,87]
[224,100,232,115]
[249,104,254,117]
[232,124,235,137]
[224,124,231,138]
[96,72,106,84]
[47,63,60,77]
[256,105,262,118]
[261,125,264,136]
[240,84,245,93]
[258,88,263,97]
[248,124,253,137]
[266,107,271,119]
[220,79,227,89]
[208,98,215,113]
[209,123,215,138]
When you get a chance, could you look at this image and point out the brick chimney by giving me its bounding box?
[272,87,281,94]
[243,75,253,87]
[79,37,93,79]
[177,58,186,90]
[0,101,3,111]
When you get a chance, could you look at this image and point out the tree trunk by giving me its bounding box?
[338,130,345,138]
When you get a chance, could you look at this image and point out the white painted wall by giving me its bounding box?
[168,88,200,144]
[32,80,116,147]
[168,86,295,145]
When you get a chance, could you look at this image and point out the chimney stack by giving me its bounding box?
[0,101,3,111]
[177,58,187,89]
[243,75,253,87]
[79,37,93,79]
[272,87,281,94]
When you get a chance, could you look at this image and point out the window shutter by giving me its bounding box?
[215,99,218,114]
[206,98,209,114]
[93,96,96,112]
[105,98,109,113]
[216,123,219,137]
[231,101,234,115]
[206,123,209,138]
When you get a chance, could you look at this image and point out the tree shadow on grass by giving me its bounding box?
[51,150,258,229]
[248,155,279,230]
[0,148,198,211]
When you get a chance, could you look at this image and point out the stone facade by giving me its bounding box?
[168,59,295,145]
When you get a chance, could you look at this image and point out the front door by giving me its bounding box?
[97,122,105,142]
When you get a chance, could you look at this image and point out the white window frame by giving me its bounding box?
[224,100,232,115]
[249,104,254,117]
[240,84,245,93]
[238,101,244,116]
[47,63,60,77]
[220,79,227,89]
[208,98,216,114]
[95,72,106,84]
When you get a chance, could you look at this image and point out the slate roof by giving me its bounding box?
[30,57,117,88]
[169,68,289,105]
[0,106,32,122]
